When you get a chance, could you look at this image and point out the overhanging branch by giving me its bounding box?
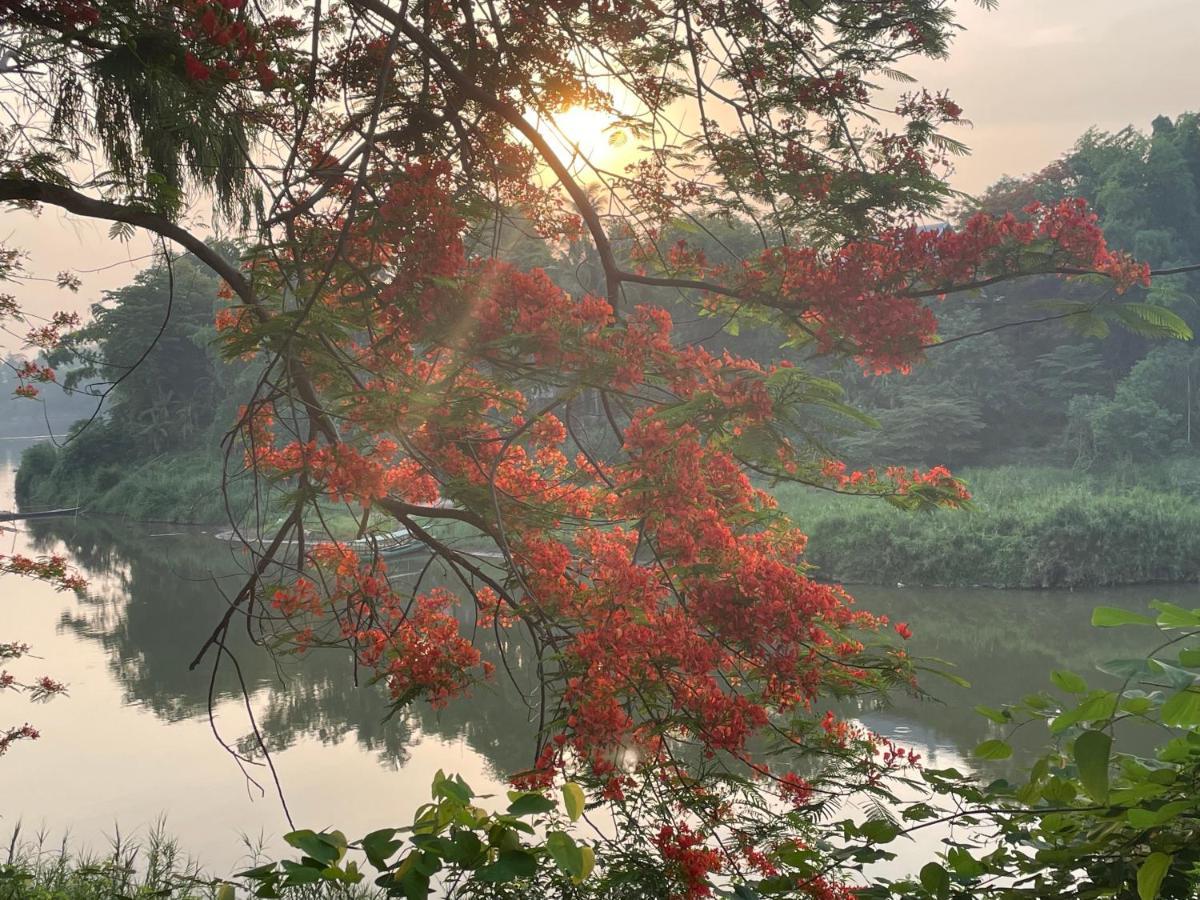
[0,178,257,308]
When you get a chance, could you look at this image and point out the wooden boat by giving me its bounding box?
[0,507,80,522]
[215,526,424,557]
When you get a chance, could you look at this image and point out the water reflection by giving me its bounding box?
[23,513,544,776]
[2,438,1191,871]
[25,505,1181,778]
[854,584,1177,765]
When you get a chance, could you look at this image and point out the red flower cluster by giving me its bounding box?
[276,546,489,709]
[254,439,439,507]
[219,158,1145,897]
[0,554,86,592]
[179,0,278,90]
[0,724,39,756]
[24,310,79,350]
[820,459,970,505]
[653,823,723,899]
[646,198,1150,374]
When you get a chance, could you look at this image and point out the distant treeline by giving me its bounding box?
[829,112,1200,469]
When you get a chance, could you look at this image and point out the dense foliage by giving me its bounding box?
[832,113,1200,468]
[779,465,1200,588]
[15,246,258,521]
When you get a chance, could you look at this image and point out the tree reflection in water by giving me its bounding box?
[23,512,1177,786]
[26,514,542,778]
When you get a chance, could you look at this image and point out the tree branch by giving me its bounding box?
[0,178,498,537]
[0,178,256,307]
[343,0,625,303]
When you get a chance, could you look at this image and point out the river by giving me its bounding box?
[0,438,1187,877]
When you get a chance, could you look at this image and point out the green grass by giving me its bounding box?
[15,442,493,549]
[1,823,214,900]
[774,462,1200,588]
[0,824,377,899]
[17,443,247,525]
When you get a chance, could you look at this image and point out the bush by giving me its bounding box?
[14,440,246,525]
[13,443,58,504]
[776,464,1200,587]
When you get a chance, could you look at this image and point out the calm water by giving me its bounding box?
[1,439,1191,874]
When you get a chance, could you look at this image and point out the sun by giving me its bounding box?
[540,105,625,171]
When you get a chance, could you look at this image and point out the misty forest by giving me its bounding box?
[4,1,1200,898]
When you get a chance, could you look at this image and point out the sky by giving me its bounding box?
[905,0,1200,195]
[3,0,1199,352]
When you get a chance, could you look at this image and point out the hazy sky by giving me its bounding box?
[906,0,1200,194]
[3,0,1198,350]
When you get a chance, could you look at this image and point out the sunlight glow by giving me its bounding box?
[540,104,626,172]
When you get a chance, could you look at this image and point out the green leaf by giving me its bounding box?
[1114,303,1193,340]
[901,802,937,822]
[233,863,276,879]
[974,705,1011,725]
[1099,658,1161,679]
[506,792,556,817]
[546,831,585,878]
[1160,688,1200,727]
[1154,661,1198,690]
[432,771,473,805]
[1016,756,1051,803]
[283,831,345,866]
[1120,695,1155,716]
[1092,607,1155,628]
[279,860,323,886]
[1066,312,1110,339]
[217,885,235,900]
[919,862,950,898]
[946,847,984,878]
[576,845,595,884]
[923,667,970,689]
[1073,729,1112,803]
[1127,800,1191,829]
[858,819,899,844]
[562,782,585,823]
[1151,600,1200,629]
[1137,852,1172,900]
[1052,670,1088,694]
[1050,691,1118,733]
[974,739,1013,760]
[1042,776,1078,804]
[474,850,538,883]
[1178,648,1200,668]
[360,829,401,870]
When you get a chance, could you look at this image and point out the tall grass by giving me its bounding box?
[1,822,212,900]
[0,823,377,899]
[774,463,1200,588]
[17,444,251,525]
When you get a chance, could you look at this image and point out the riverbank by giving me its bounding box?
[18,439,1200,587]
[15,442,238,524]
[12,441,471,542]
[776,463,1200,588]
